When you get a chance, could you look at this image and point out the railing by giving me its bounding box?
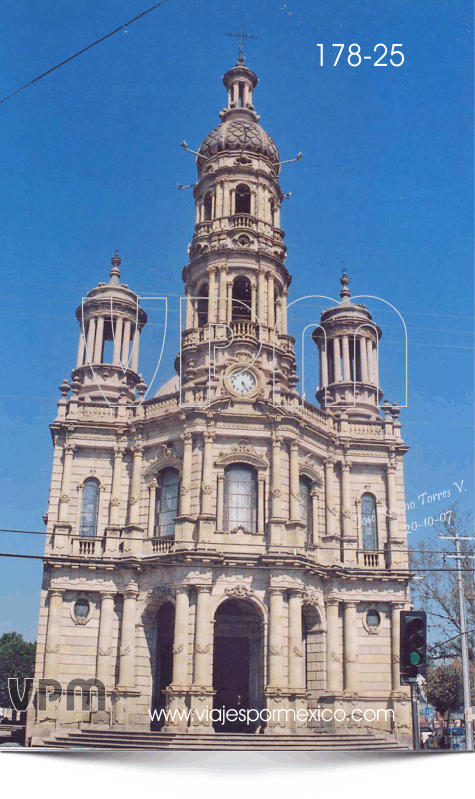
[194,221,212,235]
[71,403,135,421]
[277,334,295,352]
[272,227,285,242]
[229,320,259,341]
[350,422,385,438]
[71,537,101,557]
[150,536,174,554]
[357,550,380,568]
[231,214,256,230]
[143,393,180,418]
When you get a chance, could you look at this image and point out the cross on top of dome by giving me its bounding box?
[225,25,258,64]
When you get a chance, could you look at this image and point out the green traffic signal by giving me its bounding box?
[410,652,421,665]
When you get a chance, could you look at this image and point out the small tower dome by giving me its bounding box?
[312,271,382,418]
[72,252,147,403]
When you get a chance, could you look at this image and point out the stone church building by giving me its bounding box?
[29,56,411,743]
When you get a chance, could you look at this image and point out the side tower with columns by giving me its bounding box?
[29,57,412,746]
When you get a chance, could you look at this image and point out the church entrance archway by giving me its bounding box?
[212,598,264,732]
[151,602,175,730]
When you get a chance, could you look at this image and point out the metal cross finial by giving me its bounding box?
[225,25,258,63]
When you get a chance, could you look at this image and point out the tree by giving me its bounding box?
[426,661,475,723]
[409,504,475,663]
[0,632,36,709]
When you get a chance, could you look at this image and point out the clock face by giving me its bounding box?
[229,370,256,395]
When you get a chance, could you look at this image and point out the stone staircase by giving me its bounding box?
[35,729,407,751]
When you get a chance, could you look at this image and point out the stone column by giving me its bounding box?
[320,343,328,388]
[258,269,267,328]
[185,288,194,329]
[359,337,368,383]
[342,335,351,381]
[208,266,218,324]
[333,338,342,382]
[172,587,190,686]
[343,602,358,693]
[325,599,340,692]
[200,433,214,515]
[76,330,86,368]
[289,440,300,522]
[43,589,64,679]
[93,316,104,363]
[324,458,335,537]
[58,444,75,523]
[147,479,157,537]
[310,486,319,544]
[130,327,140,373]
[226,281,232,323]
[96,592,115,685]
[113,317,123,365]
[391,604,404,692]
[109,447,125,525]
[216,473,224,530]
[257,476,265,535]
[128,444,144,525]
[180,432,193,517]
[85,317,96,363]
[281,289,288,335]
[340,460,352,538]
[386,463,399,539]
[118,584,138,688]
[267,273,275,331]
[288,590,304,689]
[121,320,131,366]
[248,280,256,321]
[268,588,285,686]
[366,338,374,383]
[372,341,378,386]
[271,436,283,519]
[218,267,227,324]
[193,586,212,686]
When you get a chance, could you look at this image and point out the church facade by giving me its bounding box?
[29,57,412,744]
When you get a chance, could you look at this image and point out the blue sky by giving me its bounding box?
[0,0,473,639]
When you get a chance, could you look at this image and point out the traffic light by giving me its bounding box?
[400,610,427,684]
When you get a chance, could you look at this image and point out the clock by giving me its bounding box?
[229,370,257,395]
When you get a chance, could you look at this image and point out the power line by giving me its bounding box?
[0,0,171,107]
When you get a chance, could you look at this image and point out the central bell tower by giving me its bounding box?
[180,57,297,406]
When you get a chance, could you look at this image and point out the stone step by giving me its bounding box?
[38,730,406,750]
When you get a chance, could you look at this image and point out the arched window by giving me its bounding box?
[197,283,209,327]
[155,468,180,537]
[299,477,313,545]
[203,192,213,221]
[232,275,252,320]
[235,184,251,215]
[224,464,257,533]
[361,493,378,551]
[79,478,100,537]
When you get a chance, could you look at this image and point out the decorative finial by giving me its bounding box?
[340,264,351,302]
[110,251,121,284]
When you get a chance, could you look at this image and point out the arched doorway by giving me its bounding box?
[212,598,264,732]
[151,602,175,730]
